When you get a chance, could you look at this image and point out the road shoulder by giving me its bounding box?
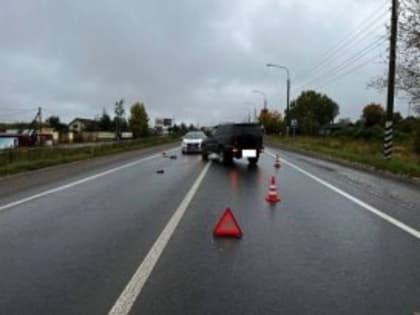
[268,141,420,186]
[0,142,179,204]
[267,146,420,232]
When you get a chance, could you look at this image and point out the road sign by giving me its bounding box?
[291,119,298,137]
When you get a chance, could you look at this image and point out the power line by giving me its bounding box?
[1,107,38,113]
[296,18,388,88]
[296,36,386,90]
[316,54,383,90]
[295,0,390,80]
[295,36,387,91]
[296,0,389,79]
[315,52,384,90]
[1,111,39,118]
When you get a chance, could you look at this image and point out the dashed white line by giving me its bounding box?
[266,150,420,240]
[108,161,211,315]
[0,149,177,212]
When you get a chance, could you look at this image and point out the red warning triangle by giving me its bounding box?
[213,208,242,238]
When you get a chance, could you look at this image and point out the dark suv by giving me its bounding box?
[201,123,264,165]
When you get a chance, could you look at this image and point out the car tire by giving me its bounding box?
[248,157,259,165]
[202,150,209,161]
[219,149,232,165]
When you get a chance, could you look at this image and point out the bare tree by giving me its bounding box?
[370,0,420,107]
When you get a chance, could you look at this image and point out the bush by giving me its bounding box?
[396,116,418,133]
[393,130,410,142]
[332,127,357,138]
[353,126,383,141]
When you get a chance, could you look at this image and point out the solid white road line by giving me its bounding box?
[108,161,211,315]
[266,150,420,240]
[0,149,177,212]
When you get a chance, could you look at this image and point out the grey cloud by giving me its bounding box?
[1,0,403,125]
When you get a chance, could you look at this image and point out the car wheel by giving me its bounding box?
[202,150,209,161]
[248,157,259,165]
[219,149,232,165]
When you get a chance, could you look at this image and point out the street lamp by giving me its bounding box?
[251,90,267,109]
[266,63,291,132]
[244,102,257,122]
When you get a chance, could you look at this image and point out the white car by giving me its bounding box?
[181,131,207,154]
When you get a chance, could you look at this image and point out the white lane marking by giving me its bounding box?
[108,161,211,315]
[266,150,420,240]
[0,148,178,212]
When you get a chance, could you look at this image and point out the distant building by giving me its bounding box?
[0,136,18,149]
[0,133,36,147]
[39,127,59,144]
[68,118,96,133]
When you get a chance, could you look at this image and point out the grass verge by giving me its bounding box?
[267,135,420,179]
[0,136,179,176]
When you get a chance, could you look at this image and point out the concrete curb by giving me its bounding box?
[267,141,420,187]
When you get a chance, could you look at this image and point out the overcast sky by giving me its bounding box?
[1,0,404,125]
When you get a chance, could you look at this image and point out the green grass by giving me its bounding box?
[267,135,420,179]
[0,136,179,176]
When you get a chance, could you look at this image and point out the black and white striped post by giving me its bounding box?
[384,121,393,159]
[384,0,398,160]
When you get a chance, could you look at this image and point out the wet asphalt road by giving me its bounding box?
[0,146,419,315]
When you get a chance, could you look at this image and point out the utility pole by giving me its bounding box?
[116,118,120,140]
[38,107,42,133]
[251,90,267,112]
[266,63,291,135]
[384,0,398,159]
[36,106,42,145]
[286,77,290,135]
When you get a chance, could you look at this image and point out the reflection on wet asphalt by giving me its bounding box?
[0,148,419,315]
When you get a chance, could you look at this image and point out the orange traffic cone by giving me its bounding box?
[265,176,281,204]
[274,154,281,168]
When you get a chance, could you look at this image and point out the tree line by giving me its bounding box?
[258,3,420,152]
[44,99,200,138]
[45,99,150,138]
[258,89,420,153]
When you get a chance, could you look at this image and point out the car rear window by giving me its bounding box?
[185,132,206,139]
[232,124,262,135]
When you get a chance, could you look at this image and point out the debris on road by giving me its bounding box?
[156,169,165,174]
[169,155,178,160]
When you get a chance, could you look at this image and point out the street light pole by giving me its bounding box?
[251,90,267,110]
[244,102,257,122]
[266,63,291,134]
